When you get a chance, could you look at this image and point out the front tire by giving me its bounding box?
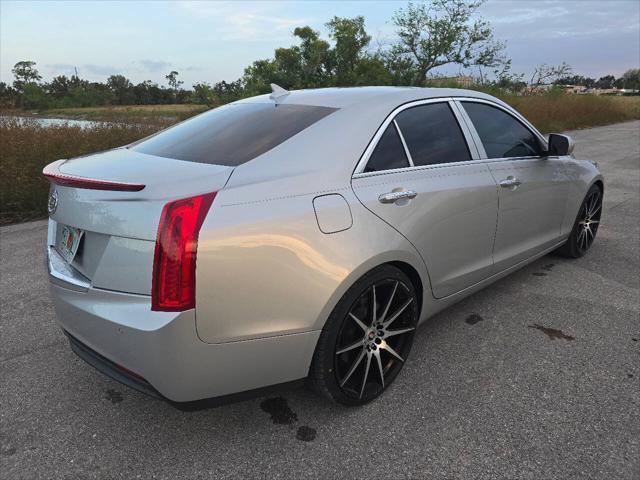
[311,265,419,406]
[556,184,602,258]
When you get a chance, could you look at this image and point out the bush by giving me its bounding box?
[0,117,161,224]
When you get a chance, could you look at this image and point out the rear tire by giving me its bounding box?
[555,184,602,258]
[311,265,419,406]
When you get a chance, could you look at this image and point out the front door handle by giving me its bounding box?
[499,176,522,188]
[378,190,417,204]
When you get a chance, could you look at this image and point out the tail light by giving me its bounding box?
[152,192,216,311]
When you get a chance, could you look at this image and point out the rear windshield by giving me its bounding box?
[131,103,337,166]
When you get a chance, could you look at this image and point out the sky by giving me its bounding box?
[1,0,639,87]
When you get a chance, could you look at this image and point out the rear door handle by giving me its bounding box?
[499,176,522,188]
[378,190,417,204]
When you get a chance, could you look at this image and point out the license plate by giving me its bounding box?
[58,225,84,264]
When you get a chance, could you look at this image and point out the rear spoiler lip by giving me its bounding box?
[42,159,146,192]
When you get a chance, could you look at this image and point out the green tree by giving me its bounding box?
[326,16,371,86]
[11,60,42,92]
[213,80,243,103]
[106,74,134,105]
[165,71,183,101]
[192,82,216,105]
[294,26,331,87]
[621,69,640,90]
[46,75,72,99]
[595,75,615,89]
[387,0,507,86]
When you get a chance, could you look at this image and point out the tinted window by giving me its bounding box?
[394,103,470,166]
[365,123,410,173]
[131,103,337,166]
[462,102,543,158]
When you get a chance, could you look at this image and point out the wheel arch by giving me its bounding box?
[310,251,430,334]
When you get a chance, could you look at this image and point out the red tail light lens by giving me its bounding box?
[152,192,216,311]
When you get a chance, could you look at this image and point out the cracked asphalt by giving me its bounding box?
[1,121,638,479]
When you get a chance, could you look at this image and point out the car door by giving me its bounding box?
[351,99,498,299]
[456,100,570,273]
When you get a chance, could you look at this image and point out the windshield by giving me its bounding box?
[131,103,337,166]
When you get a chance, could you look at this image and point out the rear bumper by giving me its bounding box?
[49,280,320,404]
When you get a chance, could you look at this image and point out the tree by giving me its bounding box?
[387,0,508,86]
[213,80,243,104]
[12,60,42,92]
[529,62,572,87]
[294,26,331,87]
[326,16,371,86]
[192,82,216,105]
[595,75,615,89]
[46,75,72,99]
[166,71,183,101]
[106,74,134,105]
[621,68,640,90]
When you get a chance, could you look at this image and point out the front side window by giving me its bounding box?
[364,123,410,173]
[131,103,337,166]
[394,102,471,166]
[462,102,543,159]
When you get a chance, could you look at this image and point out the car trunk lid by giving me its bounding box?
[45,148,234,295]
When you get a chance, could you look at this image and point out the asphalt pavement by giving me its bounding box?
[1,121,638,479]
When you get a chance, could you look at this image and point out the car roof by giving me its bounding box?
[235,86,503,110]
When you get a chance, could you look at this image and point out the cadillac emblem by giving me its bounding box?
[48,189,58,216]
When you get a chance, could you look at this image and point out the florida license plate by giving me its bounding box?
[58,225,84,264]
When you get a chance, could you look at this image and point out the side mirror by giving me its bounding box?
[547,133,574,156]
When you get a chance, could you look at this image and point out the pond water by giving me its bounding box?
[0,116,106,128]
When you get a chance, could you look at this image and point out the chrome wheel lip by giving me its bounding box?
[334,278,417,401]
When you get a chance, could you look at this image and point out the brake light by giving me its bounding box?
[151,192,216,311]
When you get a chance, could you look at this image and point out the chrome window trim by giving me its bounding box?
[393,119,414,167]
[353,157,492,179]
[454,98,549,161]
[353,97,482,176]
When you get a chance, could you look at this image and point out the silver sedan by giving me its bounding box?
[44,86,603,407]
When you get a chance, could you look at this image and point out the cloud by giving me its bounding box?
[44,63,77,75]
[82,64,119,75]
[176,1,311,41]
[136,59,172,73]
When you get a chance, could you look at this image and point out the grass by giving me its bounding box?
[501,94,640,133]
[0,117,162,225]
[1,94,638,226]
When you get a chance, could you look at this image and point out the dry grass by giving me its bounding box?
[0,117,162,224]
[502,94,640,133]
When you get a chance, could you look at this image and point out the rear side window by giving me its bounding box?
[462,102,543,158]
[131,103,337,166]
[364,123,410,173]
[394,103,470,166]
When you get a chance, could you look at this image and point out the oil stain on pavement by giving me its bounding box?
[296,426,317,442]
[532,263,555,276]
[260,397,317,442]
[105,389,123,404]
[465,313,484,325]
[528,324,575,341]
[260,397,298,425]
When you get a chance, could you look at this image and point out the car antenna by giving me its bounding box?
[269,83,290,103]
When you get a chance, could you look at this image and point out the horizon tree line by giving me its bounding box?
[1,0,639,110]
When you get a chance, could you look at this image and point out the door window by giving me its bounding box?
[394,103,471,166]
[364,123,410,173]
[462,102,543,159]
